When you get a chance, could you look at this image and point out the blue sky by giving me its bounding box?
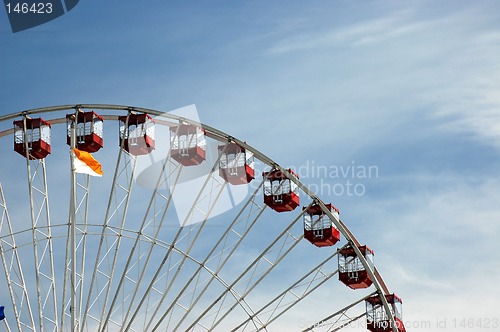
[1,0,500,331]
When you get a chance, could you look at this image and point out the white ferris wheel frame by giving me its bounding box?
[0,104,400,332]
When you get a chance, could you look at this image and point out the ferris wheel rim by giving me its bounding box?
[0,104,402,332]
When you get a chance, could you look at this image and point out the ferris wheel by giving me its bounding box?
[0,104,406,332]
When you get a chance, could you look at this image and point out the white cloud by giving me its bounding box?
[360,172,500,331]
[432,72,500,150]
[258,3,500,157]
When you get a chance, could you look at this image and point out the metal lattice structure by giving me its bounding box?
[0,104,404,332]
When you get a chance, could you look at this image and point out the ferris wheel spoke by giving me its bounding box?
[98,143,186,331]
[24,155,58,332]
[233,247,344,331]
[81,149,138,331]
[180,202,311,332]
[254,261,337,330]
[109,154,188,331]
[177,142,229,228]
[325,313,366,332]
[123,144,231,331]
[145,180,267,331]
[61,172,91,331]
[116,156,189,330]
[301,292,376,332]
[208,230,301,331]
[0,182,36,331]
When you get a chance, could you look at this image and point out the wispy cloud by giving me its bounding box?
[267,14,407,54]
[266,8,462,54]
[263,4,500,157]
[432,68,500,149]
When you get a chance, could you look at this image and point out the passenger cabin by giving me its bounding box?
[262,169,299,212]
[118,113,155,155]
[66,111,104,152]
[218,143,254,185]
[303,203,341,247]
[170,124,206,166]
[13,117,51,159]
[338,245,374,289]
[366,294,406,332]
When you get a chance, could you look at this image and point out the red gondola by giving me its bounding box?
[66,111,104,152]
[170,124,206,166]
[303,202,341,247]
[13,117,51,159]
[338,245,374,289]
[218,143,254,185]
[263,169,299,212]
[118,113,155,155]
[366,294,406,332]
